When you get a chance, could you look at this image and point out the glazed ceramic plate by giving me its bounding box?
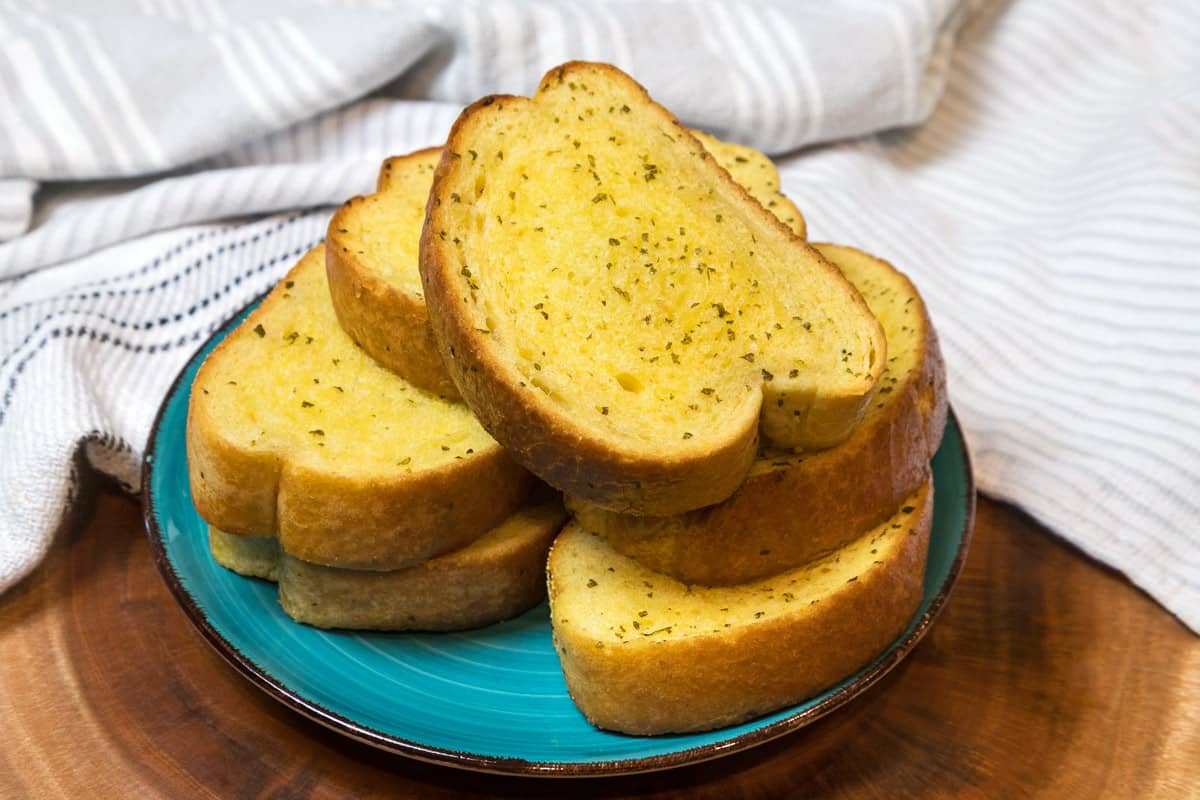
[143,300,975,777]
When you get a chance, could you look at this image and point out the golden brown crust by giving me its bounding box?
[919,323,949,457]
[572,244,947,585]
[186,246,534,570]
[548,482,932,735]
[419,62,883,515]
[325,149,461,399]
[285,499,564,629]
[187,400,281,536]
[275,448,532,570]
[768,194,807,239]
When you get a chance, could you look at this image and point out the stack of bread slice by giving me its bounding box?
[186,246,566,630]
[186,60,946,734]
[550,243,945,732]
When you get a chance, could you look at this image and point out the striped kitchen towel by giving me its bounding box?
[0,0,964,275]
[1,0,1198,632]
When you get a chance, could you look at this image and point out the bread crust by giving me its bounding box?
[186,246,534,570]
[420,62,884,515]
[690,130,807,239]
[326,150,461,399]
[548,481,932,735]
[279,499,564,630]
[572,244,947,585]
[210,498,567,630]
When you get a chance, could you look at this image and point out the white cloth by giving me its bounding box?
[1,0,1197,632]
[0,0,963,274]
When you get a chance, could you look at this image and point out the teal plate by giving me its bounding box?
[143,300,975,778]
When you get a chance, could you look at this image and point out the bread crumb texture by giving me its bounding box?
[752,242,929,473]
[329,151,441,297]
[429,62,883,452]
[194,247,496,472]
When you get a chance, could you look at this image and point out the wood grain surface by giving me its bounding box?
[1,471,1196,799]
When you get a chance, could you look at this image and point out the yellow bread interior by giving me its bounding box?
[426,62,884,453]
[193,247,497,476]
[189,246,532,568]
[326,133,806,402]
[568,242,944,585]
[327,133,805,314]
[331,150,439,298]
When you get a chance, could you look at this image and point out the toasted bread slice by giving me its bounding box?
[325,149,460,397]
[571,244,946,585]
[325,136,805,398]
[420,62,885,514]
[210,497,566,630]
[186,246,532,570]
[549,480,932,735]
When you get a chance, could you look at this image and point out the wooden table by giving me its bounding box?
[1,472,1196,799]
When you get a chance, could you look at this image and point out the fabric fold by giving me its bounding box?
[0,0,963,264]
[1,0,1197,634]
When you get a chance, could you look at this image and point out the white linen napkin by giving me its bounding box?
[2,0,1197,632]
[0,0,964,275]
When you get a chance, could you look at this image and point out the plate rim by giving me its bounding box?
[141,299,977,779]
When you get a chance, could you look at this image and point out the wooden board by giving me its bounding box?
[1,476,1196,798]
